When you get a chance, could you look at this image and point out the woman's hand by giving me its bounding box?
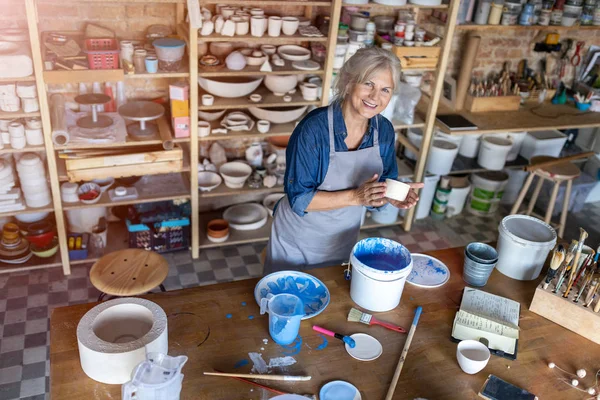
[387,182,424,209]
[352,174,388,207]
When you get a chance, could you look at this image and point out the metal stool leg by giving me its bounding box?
[511,173,535,215]
[160,284,166,292]
[559,179,573,238]
[526,175,545,216]
[98,292,107,302]
[545,181,561,225]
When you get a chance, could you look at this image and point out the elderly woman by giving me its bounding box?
[264,47,423,274]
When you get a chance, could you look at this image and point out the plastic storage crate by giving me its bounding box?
[127,218,190,253]
[83,38,119,70]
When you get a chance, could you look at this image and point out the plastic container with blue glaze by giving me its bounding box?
[349,237,413,312]
[260,293,304,345]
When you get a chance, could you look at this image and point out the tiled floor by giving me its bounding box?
[1,202,597,400]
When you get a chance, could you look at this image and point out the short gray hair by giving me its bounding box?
[333,47,402,103]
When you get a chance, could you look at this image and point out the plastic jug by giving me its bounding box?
[122,353,188,400]
[260,293,304,346]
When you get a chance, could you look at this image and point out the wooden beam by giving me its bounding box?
[189,20,200,259]
[321,0,342,105]
[44,69,124,84]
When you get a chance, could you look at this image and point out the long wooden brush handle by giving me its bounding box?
[204,372,311,381]
[385,306,423,400]
[564,229,588,297]
[213,370,286,395]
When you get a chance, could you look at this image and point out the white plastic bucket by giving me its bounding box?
[468,171,508,215]
[426,140,459,175]
[496,215,557,280]
[371,204,400,224]
[416,174,440,219]
[477,136,512,170]
[458,134,481,158]
[500,169,528,205]
[404,128,422,160]
[349,237,413,312]
[446,184,471,217]
[435,130,464,148]
[506,132,526,161]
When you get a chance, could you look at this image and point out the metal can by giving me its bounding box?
[539,8,552,24]
[502,11,519,24]
[550,9,564,24]
[581,5,595,23]
[594,5,600,24]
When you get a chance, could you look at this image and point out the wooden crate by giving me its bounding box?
[393,46,440,70]
[529,283,600,345]
[464,94,521,112]
[65,145,183,182]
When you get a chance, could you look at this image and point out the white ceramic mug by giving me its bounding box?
[257,120,270,133]
[25,128,44,146]
[8,122,24,138]
[236,20,249,36]
[268,16,282,37]
[202,95,214,106]
[300,83,318,101]
[251,16,266,37]
[282,16,299,35]
[198,121,211,137]
[456,340,490,374]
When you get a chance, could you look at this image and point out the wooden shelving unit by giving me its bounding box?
[0,144,46,154]
[456,23,600,31]
[197,87,321,110]
[343,2,448,9]
[0,109,41,119]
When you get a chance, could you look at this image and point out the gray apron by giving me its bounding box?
[264,105,384,274]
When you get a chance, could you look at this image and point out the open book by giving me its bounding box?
[452,288,520,360]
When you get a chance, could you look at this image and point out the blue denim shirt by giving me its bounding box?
[284,103,398,217]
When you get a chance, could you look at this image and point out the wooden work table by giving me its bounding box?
[50,246,600,399]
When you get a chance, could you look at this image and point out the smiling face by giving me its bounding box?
[347,67,394,120]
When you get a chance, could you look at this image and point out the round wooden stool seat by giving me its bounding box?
[531,156,581,181]
[90,249,169,297]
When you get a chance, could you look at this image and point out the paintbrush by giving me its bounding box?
[312,325,355,348]
[543,244,565,290]
[553,241,577,293]
[213,369,317,400]
[347,307,407,333]
[203,372,311,381]
[573,253,594,288]
[563,228,589,297]
[584,279,599,307]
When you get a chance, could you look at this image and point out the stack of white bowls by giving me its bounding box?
[0,82,20,113]
[0,159,26,212]
[8,121,26,149]
[0,119,10,149]
[16,153,51,208]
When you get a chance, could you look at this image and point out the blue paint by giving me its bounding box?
[353,238,410,272]
[226,313,232,319]
[234,359,249,369]
[248,315,254,320]
[260,275,327,316]
[241,301,247,306]
[280,335,303,356]
[315,335,328,350]
[342,336,356,348]
[407,254,450,287]
[268,294,303,345]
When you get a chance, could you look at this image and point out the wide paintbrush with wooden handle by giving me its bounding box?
[543,244,565,290]
[563,228,589,298]
[553,241,576,293]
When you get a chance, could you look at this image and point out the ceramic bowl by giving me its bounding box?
[26,230,54,248]
[25,221,53,236]
[248,105,307,124]
[385,179,411,202]
[245,54,267,66]
[207,219,229,238]
[198,109,226,122]
[92,177,115,192]
[268,135,290,148]
[198,76,264,98]
[262,193,285,216]
[14,211,49,224]
[261,45,277,55]
[31,238,59,258]
[198,171,223,191]
[277,45,311,61]
[282,16,300,35]
[77,182,102,204]
[264,75,298,96]
[219,161,253,189]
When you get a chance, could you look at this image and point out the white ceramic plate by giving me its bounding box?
[407,253,450,288]
[277,45,311,61]
[320,381,362,400]
[223,203,268,231]
[254,270,330,320]
[292,60,320,71]
[262,193,285,217]
[345,333,382,361]
[0,252,33,264]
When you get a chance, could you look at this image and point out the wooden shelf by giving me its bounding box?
[198,33,328,43]
[0,251,63,275]
[361,214,405,230]
[449,154,528,175]
[198,211,272,249]
[457,23,600,31]
[198,86,320,110]
[199,64,324,77]
[44,69,125,85]
[199,120,298,141]
[0,109,41,119]
[0,75,36,83]
[343,2,449,9]
[393,116,425,130]
[199,184,283,198]
[202,0,332,4]
[55,137,190,151]
[437,104,600,135]
[0,205,54,219]
[0,144,46,154]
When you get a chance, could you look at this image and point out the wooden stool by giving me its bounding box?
[90,249,169,301]
[510,156,580,237]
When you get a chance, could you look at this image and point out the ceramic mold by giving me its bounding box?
[282,17,300,35]
[219,161,253,189]
[264,75,298,96]
[225,51,247,70]
[198,109,226,121]
[260,60,272,72]
[277,45,311,61]
[200,20,215,36]
[209,42,234,58]
[221,20,236,37]
[198,76,263,98]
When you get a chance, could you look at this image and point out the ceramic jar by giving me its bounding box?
[300,83,319,101]
[282,17,300,35]
[25,128,44,146]
[268,16,282,37]
[25,118,41,129]
[133,49,147,73]
[61,182,80,203]
[251,16,266,37]
[198,121,211,137]
[8,122,24,138]
[21,97,39,113]
[236,20,249,35]
[120,41,134,67]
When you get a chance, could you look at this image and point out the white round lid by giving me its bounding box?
[320,380,362,400]
[345,333,382,361]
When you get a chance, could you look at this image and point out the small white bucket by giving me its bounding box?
[477,136,512,170]
[404,128,423,160]
[371,204,399,224]
[416,174,440,219]
[349,237,413,312]
[446,184,471,217]
[468,171,508,215]
[435,130,464,148]
[426,140,459,175]
[496,215,557,280]
[458,134,481,158]
[506,131,526,161]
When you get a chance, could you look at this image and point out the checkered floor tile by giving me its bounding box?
[0,202,598,399]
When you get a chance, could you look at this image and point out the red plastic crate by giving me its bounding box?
[83,38,120,70]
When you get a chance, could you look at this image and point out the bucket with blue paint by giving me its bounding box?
[260,293,304,346]
[349,237,413,312]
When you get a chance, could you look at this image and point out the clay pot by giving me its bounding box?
[207,219,229,238]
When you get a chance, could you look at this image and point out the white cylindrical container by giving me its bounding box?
[416,174,440,219]
[22,97,40,113]
[468,171,509,215]
[500,169,528,204]
[371,204,400,224]
[8,122,25,138]
[477,136,512,170]
[496,215,557,280]
[25,128,44,146]
[426,140,459,175]
[458,134,482,158]
[505,131,526,161]
[404,127,423,160]
[435,130,464,148]
[349,237,413,312]
[446,184,471,217]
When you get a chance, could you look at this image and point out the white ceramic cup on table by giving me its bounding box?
[268,16,282,37]
[282,17,299,35]
[456,340,490,374]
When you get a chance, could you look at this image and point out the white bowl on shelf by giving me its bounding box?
[77,182,102,204]
[198,76,263,98]
[223,203,269,231]
[198,171,223,192]
[248,105,307,124]
[219,161,253,189]
[264,75,298,96]
[198,109,226,122]
[277,45,311,61]
[15,211,49,223]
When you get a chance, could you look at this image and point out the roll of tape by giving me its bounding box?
[77,297,168,384]
[51,130,69,146]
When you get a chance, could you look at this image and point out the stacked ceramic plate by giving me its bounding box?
[0,223,32,264]
[0,159,26,213]
[16,153,51,208]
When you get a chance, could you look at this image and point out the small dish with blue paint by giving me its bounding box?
[406,253,450,288]
[254,270,330,320]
